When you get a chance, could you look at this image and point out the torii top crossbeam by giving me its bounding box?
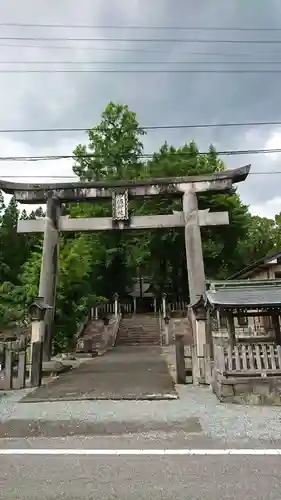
[0,165,250,203]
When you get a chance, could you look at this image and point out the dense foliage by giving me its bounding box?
[0,102,280,350]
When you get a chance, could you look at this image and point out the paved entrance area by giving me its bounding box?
[21,346,178,403]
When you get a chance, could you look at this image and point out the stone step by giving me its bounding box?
[117,334,159,337]
[118,329,158,333]
[116,338,160,344]
[117,336,160,345]
[123,317,158,321]
[121,317,158,322]
[119,327,159,332]
[118,331,159,336]
[118,336,159,340]
[119,321,159,326]
[117,315,160,346]
[119,334,159,338]
[117,340,160,345]
[119,337,159,340]
[120,324,158,328]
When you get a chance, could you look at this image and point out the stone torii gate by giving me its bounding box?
[0,165,250,377]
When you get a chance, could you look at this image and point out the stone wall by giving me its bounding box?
[212,372,281,405]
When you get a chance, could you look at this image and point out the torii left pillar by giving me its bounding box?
[183,188,208,385]
[38,195,60,361]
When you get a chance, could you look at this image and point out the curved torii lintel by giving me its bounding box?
[0,164,251,203]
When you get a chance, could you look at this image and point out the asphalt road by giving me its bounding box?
[1,434,281,499]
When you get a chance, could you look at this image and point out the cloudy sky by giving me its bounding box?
[0,0,281,217]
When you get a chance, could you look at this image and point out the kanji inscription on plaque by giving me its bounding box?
[112,190,129,220]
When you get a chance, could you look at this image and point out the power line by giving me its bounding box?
[1,36,281,43]
[2,60,281,65]
[1,148,281,162]
[1,120,281,134]
[0,68,281,73]
[0,42,190,52]
[0,44,273,57]
[1,22,281,31]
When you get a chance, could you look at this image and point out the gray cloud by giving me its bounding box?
[0,0,281,214]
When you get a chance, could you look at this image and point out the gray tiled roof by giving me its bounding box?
[206,280,281,308]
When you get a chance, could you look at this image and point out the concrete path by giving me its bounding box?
[21,346,177,403]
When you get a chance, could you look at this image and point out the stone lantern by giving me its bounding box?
[28,297,52,346]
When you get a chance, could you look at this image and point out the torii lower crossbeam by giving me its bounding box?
[17,210,229,233]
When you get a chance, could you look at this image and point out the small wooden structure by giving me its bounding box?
[205,279,281,346]
[206,280,281,404]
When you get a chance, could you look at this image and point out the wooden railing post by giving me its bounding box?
[214,345,225,375]
[203,343,212,384]
[0,342,5,370]
[30,340,43,387]
[175,333,186,384]
[14,350,27,390]
[114,293,119,318]
[191,344,200,386]
[5,342,13,389]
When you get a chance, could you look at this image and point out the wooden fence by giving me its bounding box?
[168,301,189,313]
[214,343,281,377]
[97,301,133,315]
[0,339,43,390]
[96,300,188,316]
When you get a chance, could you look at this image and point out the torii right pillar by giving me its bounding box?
[182,188,212,385]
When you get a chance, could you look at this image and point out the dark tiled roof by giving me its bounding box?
[206,280,281,308]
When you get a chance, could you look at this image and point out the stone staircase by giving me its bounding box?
[116,314,160,346]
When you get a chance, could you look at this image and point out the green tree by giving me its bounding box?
[71,102,148,302]
[0,196,31,283]
[237,215,278,266]
[73,102,146,181]
[273,213,281,252]
[0,282,26,330]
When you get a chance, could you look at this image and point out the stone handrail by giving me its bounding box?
[111,313,122,347]
[75,312,91,341]
[98,313,121,354]
[158,311,164,345]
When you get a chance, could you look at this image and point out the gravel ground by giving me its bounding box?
[0,345,280,443]
[1,385,281,443]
